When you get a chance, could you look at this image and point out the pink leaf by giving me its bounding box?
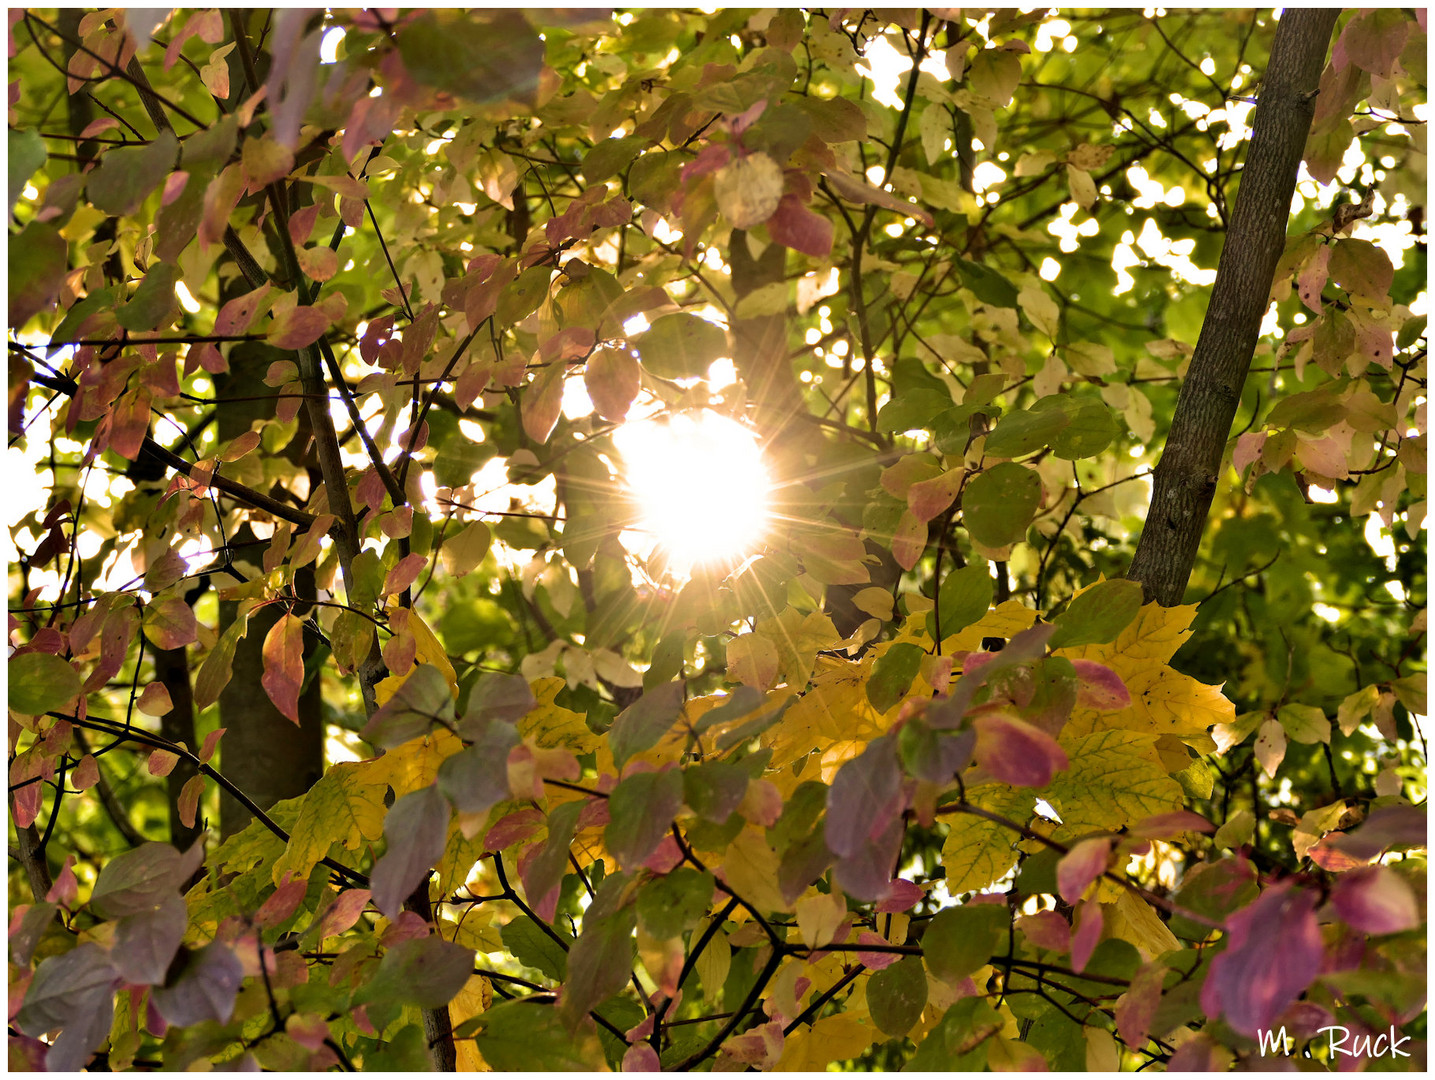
[1232,431,1266,475]
[622,1043,661,1072]
[1199,883,1323,1037]
[1129,810,1214,839]
[318,889,373,938]
[381,553,428,597]
[260,612,305,724]
[1330,866,1420,935]
[1071,659,1131,711]
[1297,245,1331,314]
[973,712,1069,788]
[890,509,927,570]
[522,362,565,444]
[1057,837,1113,904]
[856,931,902,971]
[767,194,834,258]
[1070,898,1103,973]
[254,874,309,929]
[585,346,641,422]
[907,468,963,523]
[1016,910,1070,953]
[198,727,226,765]
[148,749,180,777]
[877,877,924,914]
[1115,962,1166,1048]
[45,855,79,908]
[267,305,331,350]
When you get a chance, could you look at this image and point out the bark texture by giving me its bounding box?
[1127,9,1341,606]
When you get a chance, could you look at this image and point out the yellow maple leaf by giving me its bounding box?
[940,784,1033,894]
[1105,889,1180,961]
[775,1012,880,1071]
[271,761,388,886]
[1058,601,1234,741]
[767,655,883,769]
[520,676,600,754]
[1042,730,1182,840]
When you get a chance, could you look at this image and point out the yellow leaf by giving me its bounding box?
[1043,731,1182,839]
[720,826,792,914]
[272,762,388,885]
[448,974,493,1071]
[1106,889,1180,961]
[756,607,841,688]
[520,676,599,754]
[941,599,1037,654]
[1059,602,1234,741]
[409,610,459,695]
[767,655,883,769]
[941,785,1031,894]
[362,730,464,795]
[775,1012,879,1071]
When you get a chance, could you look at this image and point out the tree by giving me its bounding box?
[7,7,1426,1072]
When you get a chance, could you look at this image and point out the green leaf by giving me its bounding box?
[116,262,181,331]
[9,221,68,329]
[984,404,1070,458]
[605,768,684,869]
[867,954,928,1037]
[9,652,81,715]
[954,258,1018,308]
[1045,397,1119,460]
[908,996,1002,1070]
[922,903,1007,984]
[866,642,925,714]
[397,11,544,104]
[557,882,638,1029]
[634,313,728,380]
[963,462,1041,548]
[929,563,995,640]
[496,264,552,327]
[355,936,475,1010]
[471,998,602,1070]
[636,866,714,939]
[1049,579,1144,649]
[1276,703,1331,744]
[609,681,685,767]
[876,389,954,433]
[88,131,178,217]
[500,916,571,981]
[583,137,645,185]
[9,129,46,211]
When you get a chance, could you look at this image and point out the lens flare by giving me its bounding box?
[614,410,770,572]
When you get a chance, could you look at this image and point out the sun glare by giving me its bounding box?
[614,411,770,572]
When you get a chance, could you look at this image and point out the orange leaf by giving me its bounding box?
[261,612,306,724]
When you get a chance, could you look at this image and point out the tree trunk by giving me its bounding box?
[214,344,326,839]
[1127,9,1341,606]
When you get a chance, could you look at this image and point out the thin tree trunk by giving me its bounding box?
[1127,9,1341,605]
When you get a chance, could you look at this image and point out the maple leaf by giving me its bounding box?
[1042,730,1183,840]
[1058,601,1234,742]
[940,784,1032,894]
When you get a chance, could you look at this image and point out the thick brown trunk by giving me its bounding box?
[1127,9,1341,606]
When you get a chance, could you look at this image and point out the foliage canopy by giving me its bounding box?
[7,7,1428,1072]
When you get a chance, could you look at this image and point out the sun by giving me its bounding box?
[613,410,771,573]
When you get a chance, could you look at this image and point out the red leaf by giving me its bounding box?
[1330,866,1420,934]
[1199,883,1323,1037]
[522,362,565,444]
[584,346,641,421]
[148,748,180,777]
[45,855,79,908]
[1070,898,1103,973]
[877,878,924,914]
[260,612,305,724]
[267,305,332,350]
[381,552,428,597]
[1057,837,1114,904]
[146,596,198,650]
[318,889,372,938]
[1016,910,1070,953]
[767,194,834,257]
[176,775,205,829]
[1071,659,1131,711]
[214,284,273,337]
[973,712,1069,787]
